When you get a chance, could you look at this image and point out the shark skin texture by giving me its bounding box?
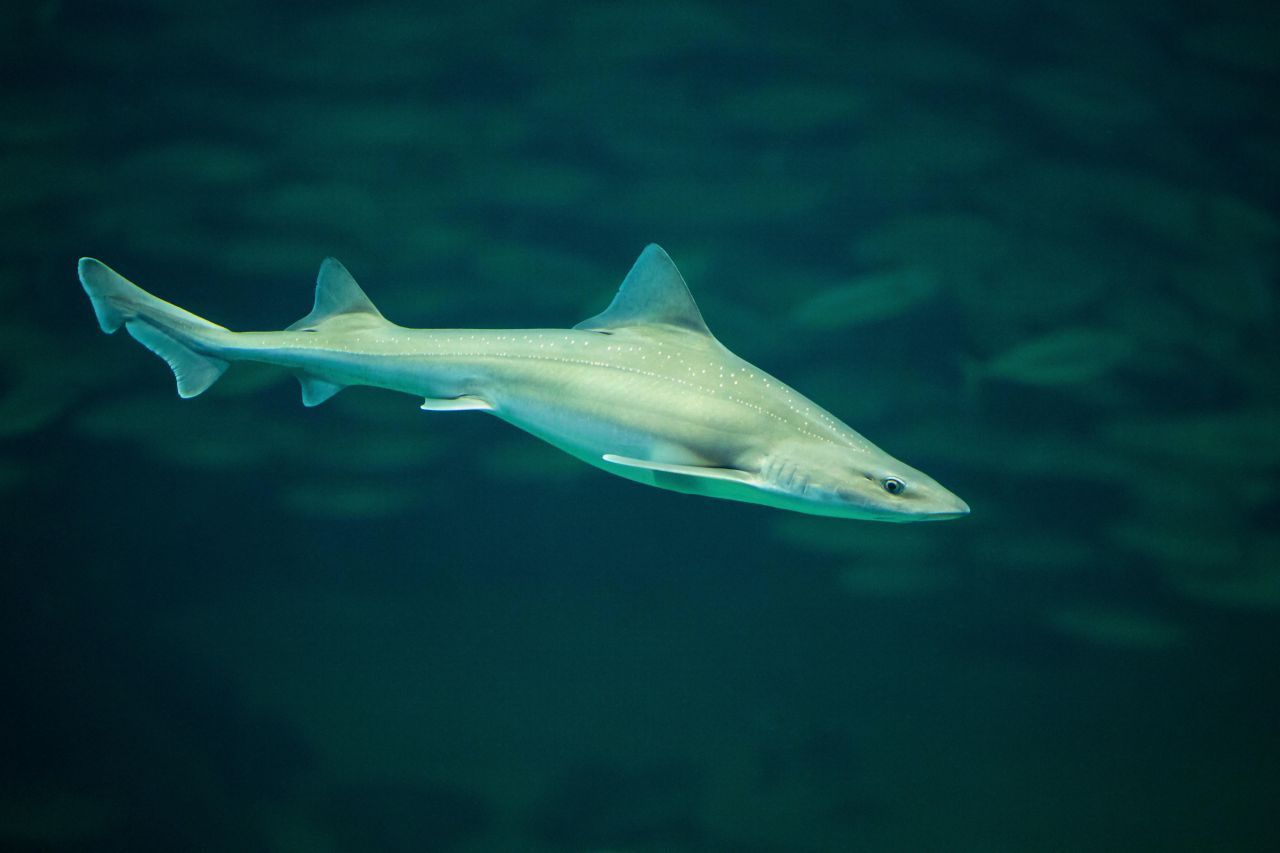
[78,245,969,521]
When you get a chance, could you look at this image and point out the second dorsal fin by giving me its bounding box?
[288,258,386,331]
[574,244,712,336]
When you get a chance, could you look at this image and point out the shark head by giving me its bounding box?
[572,245,969,522]
[758,440,970,522]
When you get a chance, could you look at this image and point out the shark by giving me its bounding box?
[77,244,969,521]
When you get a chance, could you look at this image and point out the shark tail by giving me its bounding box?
[78,258,231,398]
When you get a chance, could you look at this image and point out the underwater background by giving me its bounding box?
[3,0,1279,850]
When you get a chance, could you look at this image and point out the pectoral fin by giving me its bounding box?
[420,395,493,412]
[601,453,757,486]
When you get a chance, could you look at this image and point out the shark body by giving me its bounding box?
[78,245,968,521]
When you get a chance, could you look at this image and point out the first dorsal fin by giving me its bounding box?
[574,244,713,336]
[288,258,386,331]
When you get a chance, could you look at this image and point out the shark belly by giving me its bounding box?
[230,326,769,468]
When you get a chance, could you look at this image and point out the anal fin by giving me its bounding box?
[420,395,493,412]
[298,375,345,407]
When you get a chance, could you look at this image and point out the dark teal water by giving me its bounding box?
[3,1,1279,850]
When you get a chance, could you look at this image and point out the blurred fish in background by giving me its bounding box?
[2,0,1278,851]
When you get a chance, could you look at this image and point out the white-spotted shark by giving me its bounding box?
[78,245,969,521]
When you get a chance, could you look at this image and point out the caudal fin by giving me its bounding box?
[78,258,231,398]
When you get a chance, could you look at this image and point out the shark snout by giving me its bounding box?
[923,490,970,520]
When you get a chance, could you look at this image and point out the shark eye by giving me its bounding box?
[881,477,905,495]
